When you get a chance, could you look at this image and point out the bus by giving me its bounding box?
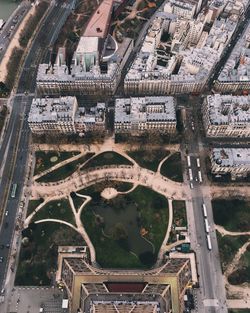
[187,155,191,167]
[11,183,17,198]
[202,203,207,218]
[196,157,200,168]
[206,234,212,251]
[188,168,193,181]
[198,170,202,183]
[204,219,209,233]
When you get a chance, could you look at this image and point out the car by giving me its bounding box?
[0,257,3,263]
[5,210,8,216]
[6,244,10,249]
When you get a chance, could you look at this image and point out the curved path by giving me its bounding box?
[30,165,187,201]
[215,224,250,237]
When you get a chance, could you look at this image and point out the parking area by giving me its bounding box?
[6,287,66,313]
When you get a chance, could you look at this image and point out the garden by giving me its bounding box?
[160,152,183,182]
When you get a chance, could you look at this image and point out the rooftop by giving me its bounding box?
[83,0,114,38]
[212,148,250,167]
[206,94,250,125]
[115,96,176,124]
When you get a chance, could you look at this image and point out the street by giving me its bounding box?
[0,1,74,311]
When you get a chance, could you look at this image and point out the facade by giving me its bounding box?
[210,148,250,179]
[57,247,192,313]
[203,94,250,138]
[214,18,250,93]
[124,0,248,96]
[28,97,105,135]
[114,96,176,135]
[28,97,78,134]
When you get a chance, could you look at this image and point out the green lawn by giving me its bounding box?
[228,245,250,285]
[37,153,94,182]
[26,199,44,217]
[160,152,183,182]
[212,199,250,232]
[228,309,250,313]
[32,198,76,226]
[127,149,169,172]
[216,231,249,272]
[15,222,83,286]
[172,200,187,227]
[34,151,80,175]
[81,151,132,170]
[80,185,168,268]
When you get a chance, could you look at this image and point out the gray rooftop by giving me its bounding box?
[212,148,250,167]
[206,94,250,125]
[115,96,176,124]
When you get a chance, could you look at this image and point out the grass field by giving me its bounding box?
[81,151,132,170]
[212,199,250,232]
[26,199,44,216]
[216,231,249,272]
[80,185,168,268]
[32,198,76,226]
[172,200,187,227]
[127,149,169,172]
[15,223,83,286]
[34,151,80,175]
[160,152,183,182]
[37,153,94,182]
[228,244,250,285]
[228,310,250,313]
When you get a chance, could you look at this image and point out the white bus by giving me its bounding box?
[187,155,191,167]
[202,203,207,218]
[188,168,193,181]
[196,157,200,168]
[206,234,212,250]
[204,219,209,233]
[198,170,202,183]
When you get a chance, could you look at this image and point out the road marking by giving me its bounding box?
[203,299,219,307]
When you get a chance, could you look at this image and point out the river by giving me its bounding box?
[0,0,20,20]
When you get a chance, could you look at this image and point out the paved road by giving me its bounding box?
[0,0,74,303]
[184,102,227,313]
[0,1,31,63]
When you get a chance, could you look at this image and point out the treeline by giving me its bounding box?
[19,1,49,48]
[5,47,24,90]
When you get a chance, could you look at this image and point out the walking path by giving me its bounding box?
[157,199,173,264]
[215,224,250,237]
[31,165,186,200]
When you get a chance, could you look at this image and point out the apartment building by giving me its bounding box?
[28,97,105,135]
[28,97,78,134]
[211,148,250,179]
[114,96,176,135]
[214,18,250,93]
[203,94,250,137]
[124,0,241,96]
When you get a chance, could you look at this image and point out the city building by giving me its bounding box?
[56,246,193,313]
[214,18,250,93]
[210,148,250,179]
[36,0,133,96]
[124,0,247,96]
[114,96,176,135]
[203,94,250,137]
[28,97,105,135]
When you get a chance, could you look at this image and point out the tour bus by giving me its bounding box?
[11,183,17,198]
[196,157,200,168]
[206,234,212,251]
[204,219,210,234]
[202,203,207,218]
[198,170,202,183]
[188,168,193,181]
[187,155,191,167]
